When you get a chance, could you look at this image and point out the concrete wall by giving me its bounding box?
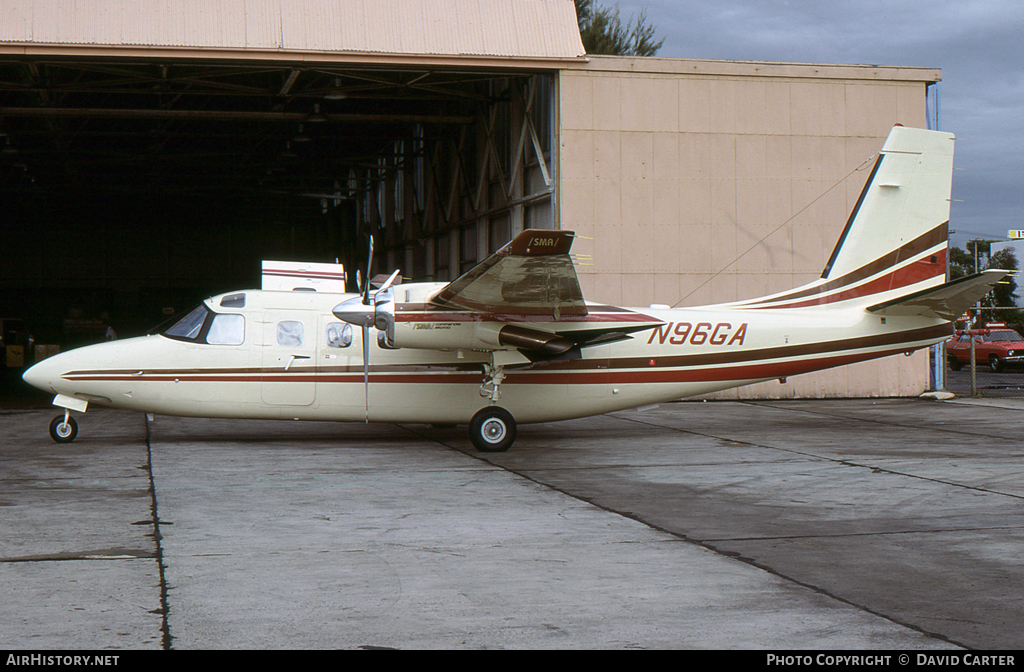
[557,56,942,398]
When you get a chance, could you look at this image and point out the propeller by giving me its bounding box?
[332,236,400,422]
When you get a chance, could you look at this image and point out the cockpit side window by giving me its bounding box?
[207,314,245,345]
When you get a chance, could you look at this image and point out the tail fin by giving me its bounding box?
[737,126,954,310]
[821,125,953,286]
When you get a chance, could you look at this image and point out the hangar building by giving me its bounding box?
[0,0,942,398]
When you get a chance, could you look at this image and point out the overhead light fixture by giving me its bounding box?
[307,103,328,123]
[324,78,347,100]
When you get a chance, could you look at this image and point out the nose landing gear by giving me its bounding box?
[48,411,79,443]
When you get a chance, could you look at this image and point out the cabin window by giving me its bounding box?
[164,305,209,340]
[326,322,353,348]
[207,314,245,345]
[277,321,304,347]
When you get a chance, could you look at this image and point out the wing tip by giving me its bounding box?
[507,229,575,256]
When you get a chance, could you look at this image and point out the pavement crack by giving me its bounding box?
[144,414,173,651]
[0,549,156,563]
[616,409,1024,502]
[702,524,1024,543]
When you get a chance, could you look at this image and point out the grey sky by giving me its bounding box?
[612,0,1024,247]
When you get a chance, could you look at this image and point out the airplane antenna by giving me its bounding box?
[672,153,878,308]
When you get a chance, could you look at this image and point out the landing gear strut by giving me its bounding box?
[469,407,517,453]
[479,363,506,401]
[48,411,78,443]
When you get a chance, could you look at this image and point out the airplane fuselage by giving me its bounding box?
[18,127,995,451]
[24,285,950,426]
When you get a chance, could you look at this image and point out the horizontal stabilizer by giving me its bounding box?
[867,269,1009,321]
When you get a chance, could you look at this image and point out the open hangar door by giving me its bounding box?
[0,57,557,361]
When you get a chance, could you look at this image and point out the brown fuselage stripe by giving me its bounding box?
[744,221,949,306]
[62,323,949,383]
[749,252,947,310]
[57,346,925,387]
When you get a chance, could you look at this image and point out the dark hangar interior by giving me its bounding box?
[1,57,556,345]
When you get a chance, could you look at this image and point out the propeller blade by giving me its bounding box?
[362,323,369,423]
[377,269,401,293]
[362,236,374,305]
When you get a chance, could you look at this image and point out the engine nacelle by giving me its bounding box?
[388,319,573,355]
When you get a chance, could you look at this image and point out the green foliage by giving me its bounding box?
[948,246,973,281]
[983,247,1022,325]
[952,243,1022,326]
[575,0,664,56]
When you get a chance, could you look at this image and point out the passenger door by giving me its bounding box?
[261,310,317,406]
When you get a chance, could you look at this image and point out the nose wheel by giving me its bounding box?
[469,407,517,453]
[48,413,79,443]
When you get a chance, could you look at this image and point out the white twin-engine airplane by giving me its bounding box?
[23,126,1006,451]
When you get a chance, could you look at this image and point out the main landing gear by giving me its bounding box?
[468,357,518,452]
[48,411,78,443]
[469,406,517,453]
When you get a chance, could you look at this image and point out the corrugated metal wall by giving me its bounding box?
[0,0,585,60]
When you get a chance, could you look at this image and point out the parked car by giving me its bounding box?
[947,323,1024,372]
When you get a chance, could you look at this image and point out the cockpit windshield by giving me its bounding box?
[161,303,245,345]
[163,305,209,340]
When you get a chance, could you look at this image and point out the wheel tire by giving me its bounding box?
[948,357,963,372]
[48,415,78,443]
[990,356,1004,373]
[469,407,517,453]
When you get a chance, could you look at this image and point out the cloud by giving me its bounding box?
[610,0,1024,244]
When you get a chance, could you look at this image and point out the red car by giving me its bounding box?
[947,324,1024,372]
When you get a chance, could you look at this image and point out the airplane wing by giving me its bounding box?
[430,230,588,318]
[867,269,1010,321]
[389,229,663,356]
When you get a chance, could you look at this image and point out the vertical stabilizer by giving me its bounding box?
[729,126,954,310]
[821,125,953,285]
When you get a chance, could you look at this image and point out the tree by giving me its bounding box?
[983,247,1023,326]
[575,0,664,57]
[950,243,1023,326]
[950,239,996,280]
[948,245,973,281]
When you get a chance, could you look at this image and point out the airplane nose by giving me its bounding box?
[23,357,59,392]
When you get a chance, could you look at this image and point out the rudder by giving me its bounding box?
[821,126,953,294]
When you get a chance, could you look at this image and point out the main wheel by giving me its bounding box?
[48,415,78,443]
[990,355,1004,373]
[469,407,517,453]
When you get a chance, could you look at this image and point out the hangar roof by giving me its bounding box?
[0,0,586,67]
